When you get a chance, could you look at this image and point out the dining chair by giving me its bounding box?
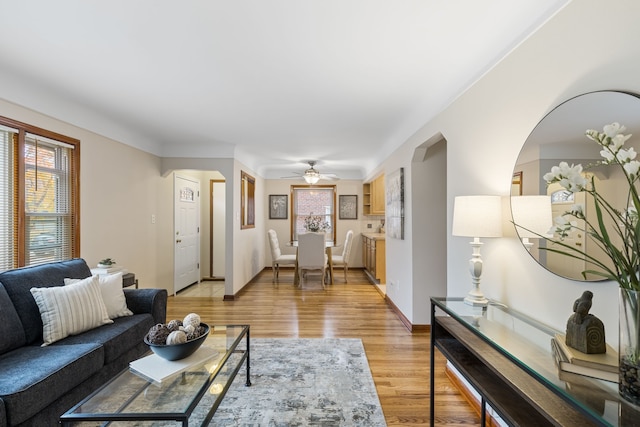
[297,232,328,289]
[331,230,354,282]
[267,229,296,282]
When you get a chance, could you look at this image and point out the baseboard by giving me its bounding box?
[384,295,429,333]
[373,283,386,298]
[445,365,501,426]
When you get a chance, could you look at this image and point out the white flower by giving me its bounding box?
[303,214,330,232]
[530,122,640,291]
[617,147,637,163]
[612,133,632,150]
[543,162,588,192]
[586,122,631,149]
[550,215,577,240]
[586,129,605,143]
[600,149,616,163]
[604,122,626,138]
[624,160,640,178]
[570,204,584,217]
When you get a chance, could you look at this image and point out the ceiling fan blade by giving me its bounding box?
[319,174,340,181]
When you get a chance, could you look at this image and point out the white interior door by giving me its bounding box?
[174,174,200,293]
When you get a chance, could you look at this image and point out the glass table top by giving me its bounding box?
[61,325,249,425]
[432,298,640,426]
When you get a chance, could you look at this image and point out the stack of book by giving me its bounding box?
[91,265,126,276]
[551,333,618,383]
[129,347,219,385]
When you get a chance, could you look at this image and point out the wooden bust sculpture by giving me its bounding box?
[565,290,606,354]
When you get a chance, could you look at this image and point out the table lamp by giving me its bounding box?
[510,195,552,252]
[452,195,503,307]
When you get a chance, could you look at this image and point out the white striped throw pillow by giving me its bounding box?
[30,275,113,346]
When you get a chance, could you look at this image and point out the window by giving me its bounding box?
[0,116,80,272]
[291,185,336,242]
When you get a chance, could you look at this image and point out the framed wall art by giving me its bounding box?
[269,194,288,219]
[386,168,404,239]
[339,195,358,219]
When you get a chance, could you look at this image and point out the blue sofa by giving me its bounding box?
[0,258,167,426]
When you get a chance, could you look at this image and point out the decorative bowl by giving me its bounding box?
[144,323,210,361]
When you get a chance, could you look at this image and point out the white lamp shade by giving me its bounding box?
[511,195,552,239]
[452,195,502,238]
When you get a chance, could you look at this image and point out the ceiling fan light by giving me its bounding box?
[304,170,320,184]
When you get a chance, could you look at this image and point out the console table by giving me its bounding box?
[430,297,640,426]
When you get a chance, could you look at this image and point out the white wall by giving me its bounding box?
[0,97,177,293]
[231,160,265,295]
[377,0,639,339]
[211,178,226,277]
[411,138,447,324]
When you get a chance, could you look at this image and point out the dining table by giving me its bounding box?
[287,240,341,286]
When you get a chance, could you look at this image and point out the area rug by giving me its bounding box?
[194,338,387,426]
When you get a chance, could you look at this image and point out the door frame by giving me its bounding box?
[173,173,201,295]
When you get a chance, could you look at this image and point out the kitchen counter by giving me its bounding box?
[361,232,386,240]
[362,233,385,284]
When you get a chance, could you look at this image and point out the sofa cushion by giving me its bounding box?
[0,258,92,344]
[31,275,113,346]
[0,283,26,355]
[0,343,103,426]
[65,272,133,319]
[55,313,155,364]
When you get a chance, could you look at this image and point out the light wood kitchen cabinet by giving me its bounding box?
[371,174,385,215]
[362,233,385,284]
[363,174,385,216]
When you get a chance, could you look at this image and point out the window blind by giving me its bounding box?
[0,126,17,271]
[24,133,75,266]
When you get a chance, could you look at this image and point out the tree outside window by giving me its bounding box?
[291,185,336,242]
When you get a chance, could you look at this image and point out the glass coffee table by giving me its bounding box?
[60,325,250,426]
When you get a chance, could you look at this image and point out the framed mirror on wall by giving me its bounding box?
[241,171,255,229]
[511,90,640,281]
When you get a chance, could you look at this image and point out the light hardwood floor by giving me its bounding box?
[168,268,478,426]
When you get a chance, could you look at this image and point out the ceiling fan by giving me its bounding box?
[281,161,340,184]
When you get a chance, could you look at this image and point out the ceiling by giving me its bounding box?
[0,1,568,180]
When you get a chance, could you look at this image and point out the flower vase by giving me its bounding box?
[619,288,640,404]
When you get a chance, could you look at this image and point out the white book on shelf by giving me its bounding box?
[553,333,618,373]
[91,266,125,275]
[551,338,618,383]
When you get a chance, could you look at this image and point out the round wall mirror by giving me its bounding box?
[511,90,640,281]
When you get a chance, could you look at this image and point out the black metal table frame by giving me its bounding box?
[60,324,251,427]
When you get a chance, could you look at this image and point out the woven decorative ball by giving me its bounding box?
[146,324,170,345]
[166,330,187,345]
[183,313,201,330]
[167,319,183,332]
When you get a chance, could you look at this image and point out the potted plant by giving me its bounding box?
[518,122,640,404]
[97,258,116,268]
